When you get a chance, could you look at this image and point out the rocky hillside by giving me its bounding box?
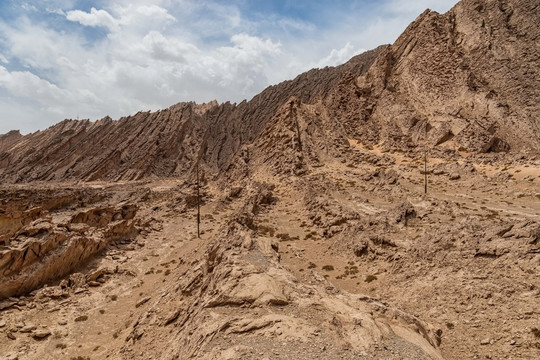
[0,48,383,183]
[0,1,539,359]
[1,0,539,183]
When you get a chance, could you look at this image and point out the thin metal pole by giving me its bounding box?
[196,162,200,238]
[424,150,427,194]
[424,122,428,195]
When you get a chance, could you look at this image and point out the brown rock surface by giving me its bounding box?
[0,0,538,359]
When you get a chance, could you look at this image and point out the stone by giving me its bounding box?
[32,329,51,339]
[20,324,37,333]
[0,300,17,310]
[136,296,151,308]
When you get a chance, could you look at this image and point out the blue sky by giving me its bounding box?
[0,0,459,134]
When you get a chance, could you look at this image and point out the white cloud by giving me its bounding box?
[0,19,90,70]
[66,8,119,31]
[136,5,176,21]
[316,42,363,68]
[0,65,100,113]
[0,66,63,100]
[276,17,316,33]
[141,31,193,62]
[21,3,38,12]
[382,0,458,15]
[0,54,8,64]
[46,8,66,16]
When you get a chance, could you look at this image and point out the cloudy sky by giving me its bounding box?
[0,0,458,134]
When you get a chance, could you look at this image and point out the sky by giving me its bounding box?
[0,0,459,134]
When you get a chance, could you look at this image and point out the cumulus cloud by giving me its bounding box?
[0,66,65,100]
[141,31,193,63]
[136,5,176,21]
[316,42,363,68]
[66,8,119,31]
[0,19,88,70]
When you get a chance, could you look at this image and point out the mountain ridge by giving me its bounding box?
[1,0,539,183]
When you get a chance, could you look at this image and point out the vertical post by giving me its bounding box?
[424,121,428,195]
[196,162,200,238]
[424,150,427,194]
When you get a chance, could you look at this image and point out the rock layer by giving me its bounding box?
[0,188,140,299]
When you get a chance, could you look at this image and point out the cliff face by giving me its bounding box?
[345,0,540,153]
[0,0,538,183]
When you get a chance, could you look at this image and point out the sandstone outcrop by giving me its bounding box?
[0,188,140,299]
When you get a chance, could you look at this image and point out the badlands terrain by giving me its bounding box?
[0,0,539,359]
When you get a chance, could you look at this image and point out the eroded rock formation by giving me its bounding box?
[1,1,537,183]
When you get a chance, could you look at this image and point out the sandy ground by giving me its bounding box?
[0,149,539,360]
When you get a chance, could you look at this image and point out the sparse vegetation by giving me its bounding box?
[532,328,540,338]
[446,322,455,330]
[74,315,88,322]
[322,265,334,271]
